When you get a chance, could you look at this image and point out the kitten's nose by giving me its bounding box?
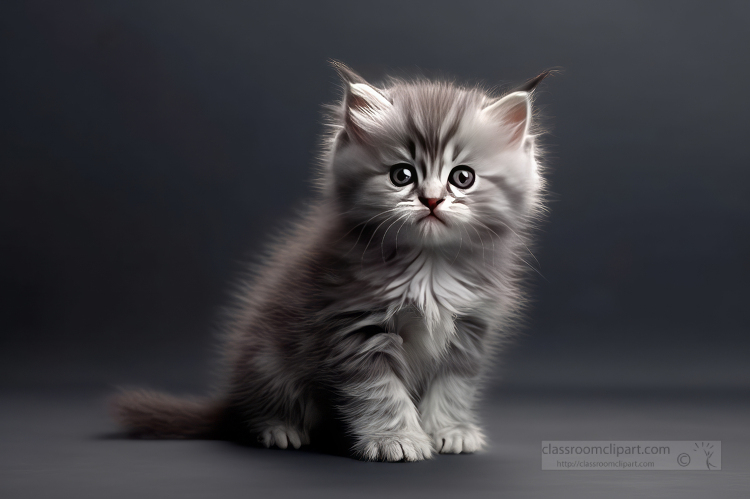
[419,197,444,211]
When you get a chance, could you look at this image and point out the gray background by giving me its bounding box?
[1,1,749,497]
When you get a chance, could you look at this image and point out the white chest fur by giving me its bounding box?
[383,252,479,319]
[374,252,484,360]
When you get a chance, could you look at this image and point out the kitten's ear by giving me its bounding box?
[331,61,392,143]
[482,91,531,148]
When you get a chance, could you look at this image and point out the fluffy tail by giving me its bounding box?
[110,389,225,438]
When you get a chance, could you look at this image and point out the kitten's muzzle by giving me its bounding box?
[418,197,447,224]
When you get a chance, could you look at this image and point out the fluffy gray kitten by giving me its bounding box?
[112,62,549,462]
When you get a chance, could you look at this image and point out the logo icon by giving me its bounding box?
[694,442,717,470]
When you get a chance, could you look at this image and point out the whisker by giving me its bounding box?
[474,222,498,267]
[519,256,548,281]
[361,214,398,266]
[468,223,486,265]
[342,208,401,256]
[394,214,411,253]
[381,214,409,262]
[450,225,463,265]
[476,220,546,280]
[493,220,544,273]
[459,223,476,258]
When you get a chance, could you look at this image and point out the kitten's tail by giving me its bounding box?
[110,389,226,439]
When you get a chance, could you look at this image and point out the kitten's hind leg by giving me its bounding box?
[250,398,316,450]
[229,349,318,450]
[328,330,433,462]
[257,422,310,449]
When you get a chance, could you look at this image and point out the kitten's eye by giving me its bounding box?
[449,166,475,189]
[390,164,417,187]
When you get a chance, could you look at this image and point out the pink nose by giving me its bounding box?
[419,197,444,211]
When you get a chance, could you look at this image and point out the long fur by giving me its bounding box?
[110,389,224,438]
[111,63,549,461]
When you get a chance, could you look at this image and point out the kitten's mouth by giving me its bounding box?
[420,213,446,225]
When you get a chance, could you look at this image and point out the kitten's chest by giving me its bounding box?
[390,306,456,364]
[376,252,480,318]
[337,251,486,357]
[371,252,483,358]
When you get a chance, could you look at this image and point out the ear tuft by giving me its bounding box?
[330,60,368,85]
[482,91,531,147]
[515,69,555,93]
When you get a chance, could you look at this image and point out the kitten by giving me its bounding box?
[112,62,549,462]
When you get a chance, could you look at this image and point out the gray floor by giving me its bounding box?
[1,389,748,499]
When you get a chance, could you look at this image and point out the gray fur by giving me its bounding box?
[111,63,548,461]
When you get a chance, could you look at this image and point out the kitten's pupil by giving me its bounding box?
[394,168,411,184]
[449,166,475,189]
[390,164,416,186]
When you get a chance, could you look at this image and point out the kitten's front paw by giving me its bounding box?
[357,430,434,462]
[431,424,486,454]
[257,423,309,450]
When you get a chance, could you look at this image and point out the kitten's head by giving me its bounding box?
[325,63,546,252]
